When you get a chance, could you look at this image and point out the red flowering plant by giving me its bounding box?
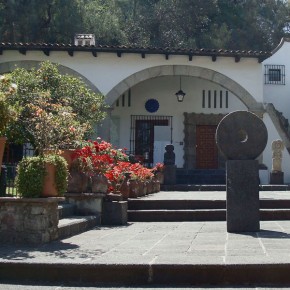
[73,138,129,175]
[151,162,164,174]
[104,161,131,192]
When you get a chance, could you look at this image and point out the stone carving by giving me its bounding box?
[216,110,268,160]
[271,140,284,172]
[164,144,175,165]
[163,144,176,185]
[216,111,268,233]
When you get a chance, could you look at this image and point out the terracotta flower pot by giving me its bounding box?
[41,163,58,197]
[0,137,6,170]
[44,149,75,170]
[58,149,76,170]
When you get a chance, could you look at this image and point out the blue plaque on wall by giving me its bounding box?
[145,99,159,113]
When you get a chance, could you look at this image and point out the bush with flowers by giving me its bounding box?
[73,138,129,175]
[0,74,18,136]
[25,93,89,155]
[73,138,161,196]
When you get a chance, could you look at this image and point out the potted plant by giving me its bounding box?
[152,162,164,184]
[15,154,68,197]
[0,75,18,169]
[15,94,87,197]
[73,139,129,194]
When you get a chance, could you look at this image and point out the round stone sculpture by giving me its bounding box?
[216,110,268,160]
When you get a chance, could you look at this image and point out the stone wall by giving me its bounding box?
[0,197,63,245]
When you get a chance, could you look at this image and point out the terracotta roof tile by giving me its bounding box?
[0,42,271,61]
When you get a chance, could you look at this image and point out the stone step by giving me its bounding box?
[128,199,226,210]
[128,199,290,210]
[128,209,290,222]
[161,184,226,191]
[58,202,76,219]
[161,184,290,191]
[176,169,226,185]
[2,261,290,286]
[58,216,99,239]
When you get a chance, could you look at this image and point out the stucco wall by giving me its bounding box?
[263,41,290,121]
[112,76,247,167]
[0,50,263,105]
[263,113,290,183]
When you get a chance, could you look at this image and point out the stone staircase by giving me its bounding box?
[57,201,99,239]
[128,198,290,222]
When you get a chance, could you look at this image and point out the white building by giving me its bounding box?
[1,37,290,184]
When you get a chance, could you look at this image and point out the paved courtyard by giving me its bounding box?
[1,191,290,288]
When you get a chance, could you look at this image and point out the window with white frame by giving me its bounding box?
[264,65,285,85]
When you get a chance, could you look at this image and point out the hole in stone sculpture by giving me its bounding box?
[237,129,248,143]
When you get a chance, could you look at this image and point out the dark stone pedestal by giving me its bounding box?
[102,201,128,225]
[163,165,176,185]
[227,160,260,232]
[270,171,284,185]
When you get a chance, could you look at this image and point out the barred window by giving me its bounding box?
[264,65,285,85]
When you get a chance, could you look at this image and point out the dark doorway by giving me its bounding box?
[196,125,218,169]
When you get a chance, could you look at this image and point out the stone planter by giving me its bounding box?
[91,173,108,194]
[0,197,63,245]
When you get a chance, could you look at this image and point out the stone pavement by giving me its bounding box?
[1,191,290,287]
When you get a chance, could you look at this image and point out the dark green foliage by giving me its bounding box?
[7,61,106,145]
[15,154,68,198]
[0,0,289,50]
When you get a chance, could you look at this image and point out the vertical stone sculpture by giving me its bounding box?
[270,139,284,184]
[216,111,268,232]
[163,144,176,185]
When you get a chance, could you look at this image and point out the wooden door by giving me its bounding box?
[196,125,218,169]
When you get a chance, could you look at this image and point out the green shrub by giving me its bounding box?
[16,154,68,198]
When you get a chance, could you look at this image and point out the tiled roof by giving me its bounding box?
[0,42,271,62]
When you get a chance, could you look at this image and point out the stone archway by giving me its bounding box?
[0,60,101,94]
[106,65,263,111]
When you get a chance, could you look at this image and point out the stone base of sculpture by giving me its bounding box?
[226,160,260,232]
[270,171,284,185]
[163,165,176,185]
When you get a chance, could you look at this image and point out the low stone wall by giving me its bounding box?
[0,197,63,245]
[65,193,104,225]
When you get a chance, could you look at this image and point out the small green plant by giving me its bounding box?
[16,154,68,198]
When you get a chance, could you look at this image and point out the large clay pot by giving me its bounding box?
[67,170,89,193]
[147,179,153,194]
[58,149,76,170]
[155,171,164,184]
[42,163,58,197]
[0,137,7,170]
[91,173,108,194]
[139,180,146,197]
[44,149,75,170]
[129,179,139,198]
[119,178,130,200]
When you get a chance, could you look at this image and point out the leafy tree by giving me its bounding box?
[6,61,107,146]
[1,0,290,51]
